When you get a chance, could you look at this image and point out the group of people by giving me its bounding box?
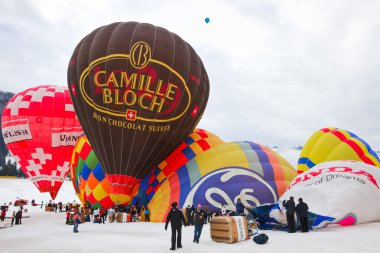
[165,202,207,251]
[283,196,309,233]
[1,203,25,226]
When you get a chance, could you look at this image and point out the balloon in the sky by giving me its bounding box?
[68,22,210,200]
[205,17,210,23]
[135,129,224,205]
[71,135,134,208]
[148,141,297,222]
[1,85,83,199]
[297,127,380,173]
[249,161,380,230]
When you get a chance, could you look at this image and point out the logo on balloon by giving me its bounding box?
[183,167,278,211]
[79,41,191,124]
[130,41,152,69]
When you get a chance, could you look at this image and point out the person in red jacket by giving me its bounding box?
[66,211,71,224]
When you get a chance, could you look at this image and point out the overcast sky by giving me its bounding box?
[1,0,380,149]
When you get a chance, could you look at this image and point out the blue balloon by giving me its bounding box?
[205,17,210,23]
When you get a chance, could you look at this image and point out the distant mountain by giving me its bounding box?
[0,90,15,168]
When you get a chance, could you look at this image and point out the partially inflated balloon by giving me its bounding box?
[298,128,380,173]
[135,129,224,205]
[249,161,380,230]
[148,141,297,222]
[68,22,209,199]
[1,85,83,199]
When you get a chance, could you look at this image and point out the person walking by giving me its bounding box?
[283,196,296,233]
[73,211,81,233]
[193,204,206,244]
[165,202,186,251]
[296,198,309,232]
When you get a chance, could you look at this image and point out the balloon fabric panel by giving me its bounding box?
[134,129,224,206]
[298,128,380,173]
[148,141,297,222]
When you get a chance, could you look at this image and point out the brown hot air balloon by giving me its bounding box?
[67,22,209,203]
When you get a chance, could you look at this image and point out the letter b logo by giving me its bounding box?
[130,41,151,69]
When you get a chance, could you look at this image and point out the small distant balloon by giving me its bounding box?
[205,17,210,23]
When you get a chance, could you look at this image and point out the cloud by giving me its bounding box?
[0,0,379,149]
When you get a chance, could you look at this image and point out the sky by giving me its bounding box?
[1,0,380,149]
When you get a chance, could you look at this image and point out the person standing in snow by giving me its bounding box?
[165,202,186,251]
[73,211,81,233]
[107,207,115,223]
[66,210,71,224]
[236,198,245,216]
[144,207,150,222]
[283,196,296,233]
[193,204,206,244]
[0,209,5,222]
[11,211,16,226]
[296,198,309,232]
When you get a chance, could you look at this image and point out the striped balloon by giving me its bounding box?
[148,141,297,222]
[297,128,380,173]
[134,129,224,206]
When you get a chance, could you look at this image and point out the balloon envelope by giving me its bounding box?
[298,127,380,173]
[250,161,380,230]
[134,129,224,205]
[68,22,209,198]
[205,17,210,23]
[148,141,297,221]
[1,85,83,199]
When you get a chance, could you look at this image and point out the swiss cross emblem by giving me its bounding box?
[71,83,76,95]
[191,106,199,117]
[126,109,137,121]
[36,117,43,123]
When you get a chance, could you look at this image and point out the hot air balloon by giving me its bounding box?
[68,22,209,201]
[249,160,380,230]
[1,85,83,199]
[205,17,210,23]
[148,141,297,222]
[297,127,380,173]
[70,135,132,208]
[135,129,224,205]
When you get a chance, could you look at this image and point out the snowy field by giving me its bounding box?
[1,177,379,253]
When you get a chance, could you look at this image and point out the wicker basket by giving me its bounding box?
[210,216,248,243]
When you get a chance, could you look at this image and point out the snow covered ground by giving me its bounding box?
[0,178,379,253]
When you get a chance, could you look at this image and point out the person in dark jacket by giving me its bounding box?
[185,205,192,225]
[192,204,206,243]
[296,198,309,232]
[165,202,186,251]
[283,196,296,233]
[235,198,245,216]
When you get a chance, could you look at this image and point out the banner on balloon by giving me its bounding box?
[51,127,83,147]
[2,119,33,144]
